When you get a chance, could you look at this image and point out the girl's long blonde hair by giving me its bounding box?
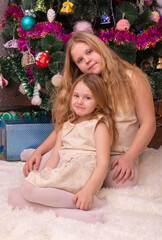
[52,31,151,133]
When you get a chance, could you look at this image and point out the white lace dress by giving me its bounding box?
[25,115,107,194]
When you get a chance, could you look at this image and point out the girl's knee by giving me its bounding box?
[20,181,36,202]
[104,165,138,189]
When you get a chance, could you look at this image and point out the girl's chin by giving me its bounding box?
[87,69,101,75]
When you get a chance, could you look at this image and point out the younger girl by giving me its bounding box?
[8,73,114,223]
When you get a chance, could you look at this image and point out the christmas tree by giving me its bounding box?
[0,0,162,113]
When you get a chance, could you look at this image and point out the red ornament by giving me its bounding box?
[144,0,153,7]
[0,74,8,89]
[35,51,50,68]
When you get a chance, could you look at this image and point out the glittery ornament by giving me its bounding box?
[101,14,111,24]
[47,8,56,22]
[31,83,42,105]
[21,49,35,67]
[60,1,74,14]
[35,51,50,68]
[3,38,18,48]
[0,74,8,89]
[150,11,160,23]
[34,0,46,13]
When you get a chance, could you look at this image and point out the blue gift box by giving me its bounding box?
[0,118,55,161]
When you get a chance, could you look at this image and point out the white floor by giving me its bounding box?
[0,147,162,240]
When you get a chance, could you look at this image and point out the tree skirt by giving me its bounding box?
[0,147,162,240]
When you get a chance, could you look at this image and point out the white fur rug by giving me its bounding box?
[0,147,162,240]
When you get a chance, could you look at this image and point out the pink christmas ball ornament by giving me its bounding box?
[144,0,153,7]
[116,19,130,31]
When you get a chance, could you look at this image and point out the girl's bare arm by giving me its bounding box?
[73,121,111,210]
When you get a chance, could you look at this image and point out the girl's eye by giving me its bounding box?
[77,58,83,63]
[85,96,91,100]
[88,49,92,54]
[73,94,79,98]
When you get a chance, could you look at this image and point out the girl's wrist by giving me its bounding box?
[35,147,43,156]
[124,150,138,163]
[83,184,98,196]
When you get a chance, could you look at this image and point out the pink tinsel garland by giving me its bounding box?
[17,21,72,47]
[98,26,162,50]
[2,4,24,27]
[2,4,162,51]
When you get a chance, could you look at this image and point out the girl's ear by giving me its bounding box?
[95,105,100,112]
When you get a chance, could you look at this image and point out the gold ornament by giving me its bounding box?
[60,1,74,14]
[21,49,35,67]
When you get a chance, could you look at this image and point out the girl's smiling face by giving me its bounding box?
[71,80,97,121]
[71,42,102,75]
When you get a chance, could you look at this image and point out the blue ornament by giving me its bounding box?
[101,14,111,24]
[21,16,36,31]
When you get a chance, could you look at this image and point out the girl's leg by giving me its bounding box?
[8,187,51,212]
[21,149,52,171]
[103,155,138,188]
[20,149,35,161]
[53,208,104,223]
[8,187,104,223]
[20,180,106,209]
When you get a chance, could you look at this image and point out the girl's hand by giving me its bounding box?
[23,149,42,177]
[111,154,135,184]
[73,188,93,210]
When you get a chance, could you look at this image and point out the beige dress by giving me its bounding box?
[26,115,108,194]
[110,70,140,163]
[102,103,140,188]
[111,105,139,162]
